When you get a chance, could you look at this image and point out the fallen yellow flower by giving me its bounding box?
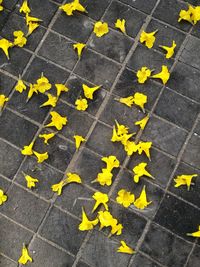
[135,115,149,130]
[160,40,176,59]
[26,13,42,25]
[151,65,170,85]
[98,210,115,230]
[137,67,151,84]
[82,84,101,100]
[187,226,200,237]
[27,84,38,101]
[74,135,86,150]
[27,22,39,36]
[115,19,126,34]
[92,191,109,212]
[110,222,123,236]
[178,5,200,25]
[0,189,7,205]
[15,79,27,93]
[138,141,152,160]
[18,244,32,265]
[0,38,13,59]
[0,0,3,11]
[75,97,88,111]
[35,74,52,93]
[191,6,200,24]
[33,151,48,163]
[40,93,58,107]
[101,155,120,172]
[73,43,86,58]
[55,83,69,97]
[45,111,67,130]
[133,92,147,112]
[0,94,9,110]
[124,141,139,156]
[23,173,39,189]
[65,172,82,184]
[19,0,30,14]
[134,185,152,210]
[21,141,34,156]
[140,30,157,49]
[13,30,27,47]
[95,168,113,186]
[174,174,198,190]
[94,21,109,37]
[116,189,135,208]
[117,241,135,254]
[118,96,134,107]
[39,132,56,145]
[59,0,86,16]
[133,162,153,183]
[51,180,65,195]
[79,208,99,231]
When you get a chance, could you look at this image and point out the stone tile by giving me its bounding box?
[38,31,77,70]
[154,193,200,241]
[130,253,162,267]
[153,0,192,32]
[192,21,200,39]
[81,231,132,267]
[15,157,63,200]
[63,74,107,116]
[0,46,32,76]
[168,162,200,208]
[113,68,162,110]
[0,175,11,190]
[0,70,16,95]
[167,62,200,103]
[52,12,93,43]
[141,115,187,157]
[0,109,38,148]
[3,0,18,10]
[187,245,200,267]
[39,206,86,254]
[180,36,200,70]
[86,121,127,162]
[0,255,17,267]
[76,260,91,267]
[74,49,121,90]
[0,12,46,51]
[155,89,200,130]
[8,90,51,124]
[33,135,75,172]
[81,0,112,20]
[23,56,70,84]
[27,237,74,267]
[120,0,157,14]
[182,134,200,169]
[88,29,133,63]
[103,1,146,38]
[0,139,24,179]
[146,18,186,57]
[1,184,49,231]
[194,120,200,136]
[111,169,164,219]
[127,44,173,72]
[127,146,176,189]
[0,9,10,31]
[140,223,192,267]
[0,215,33,261]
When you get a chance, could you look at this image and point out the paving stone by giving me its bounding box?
[63,74,107,115]
[88,29,133,63]
[182,134,200,169]
[86,121,127,162]
[153,0,192,32]
[0,9,10,31]
[0,175,11,190]
[3,0,18,10]
[103,1,146,38]
[0,139,24,179]
[119,0,157,14]
[155,88,200,130]
[140,223,192,267]
[0,215,33,261]
[0,255,17,267]
[52,12,93,43]
[180,36,200,70]
[167,62,200,103]
[168,162,200,208]
[0,109,38,148]
[39,206,87,254]
[192,21,200,39]
[74,49,121,90]
[127,146,176,189]
[76,260,91,267]
[0,71,15,95]
[15,157,63,200]
[141,115,187,157]
[113,68,162,110]
[1,184,49,231]
[154,193,200,241]
[81,230,132,267]
[187,245,200,267]
[27,237,74,267]
[23,56,70,84]
[130,253,162,267]
[194,120,200,136]
[111,169,164,219]
[38,31,78,70]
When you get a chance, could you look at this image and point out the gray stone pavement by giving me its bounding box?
[0,0,200,266]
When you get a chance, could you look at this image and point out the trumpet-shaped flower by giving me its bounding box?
[55,83,69,97]
[117,241,135,254]
[118,96,135,107]
[0,94,9,110]
[137,67,151,84]
[92,192,109,212]
[134,186,152,209]
[178,5,200,25]
[0,38,13,59]
[27,22,39,35]
[33,151,48,163]
[159,41,176,59]
[75,97,88,111]
[40,94,57,107]
[110,223,123,236]
[0,0,3,11]
[13,30,27,47]
[19,0,30,14]
[94,21,109,37]
[95,168,113,186]
[116,189,135,208]
[21,141,34,156]
[151,65,170,85]
[74,135,86,150]
[187,226,200,237]
[138,141,152,160]
[174,174,198,190]
[15,79,26,93]
[133,162,153,183]
[135,115,149,130]
[98,210,115,230]
[140,30,157,49]
[25,13,42,25]
[39,132,56,145]
[124,141,139,156]
[73,43,86,58]
[23,173,39,189]
[79,208,98,231]
[27,84,38,101]
[35,74,52,93]
[82,84,101,100]
[59,0,86,16]
[65,172,82,184]
[133,92,147,112]
[0,189,7,205]
[101,155,120,172]
[18,244,32,265]
[51,180,65,195]
[115,19,126,34]
[45,111,67,130]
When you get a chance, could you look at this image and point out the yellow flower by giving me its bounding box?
[33,151,48,163]
[174,174,198,190]
[151,65,170,85]
[140,30,157,49]
[74,135,86,150]
[65,172,82,184]
[118,96,135,107]
[0,38,13,59]
[51,180,65,195]
[133,162,153,183]
[23,173,39,189]
[92,192,109,212]
[101,155,120,172]
[160,41,176,59]
[95,168,113,186]
[18,244,32,265]
[21,141,34,156]
[116,189,135,208]
[115,19,126,34]
[27,22,39,35]
[73,43,86,58]
[124,141,139,156]
[110,223,123,236]
[134,185,152,210]
[82,84,101,100]
[59,0,86,16]
[191,6,200,24]
[187,226,200,238]
[133,92,147,112]
[39,132,56,145]
[178,5,200,24]
[40,94,58,107]
[0,189,7,205]
[27,84,38,101]
[13,31,27,47]
[0,94,9,110]
[136,67,151,84]
[19,0,30,14]
[98,210,114,230]
[135,115,149,130]
[79,208,99,231]
[15,79,26,93]
[115,121,129,136]
[35,74,52,93]
[117,241,135,254]
[0,0,4,11]
[25,14,42,25]
[93,21,109,37]
[45,111,67,130]
[55,83,69,97]
[75,97,88,111]
[138,141,152,160]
